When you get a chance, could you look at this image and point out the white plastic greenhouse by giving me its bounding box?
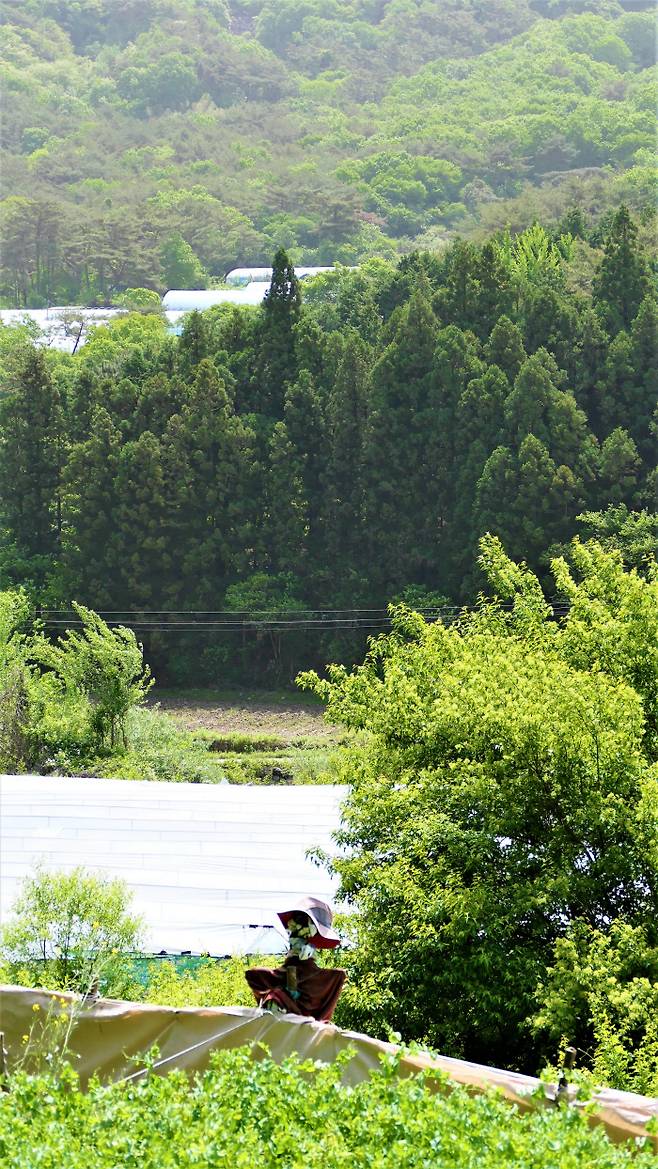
[224,266,337,285]
[162,286,268,311]
[0,774,347,956]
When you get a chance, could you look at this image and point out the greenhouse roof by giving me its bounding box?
[162,286,267,310]
[0,775,347,956]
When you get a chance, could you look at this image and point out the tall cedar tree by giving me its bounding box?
[593,205,649,333]
[252,248,301,417]
[59,406,122,607]
[324,330,370,578]
[363,280,438,593]
[0,349,64,569]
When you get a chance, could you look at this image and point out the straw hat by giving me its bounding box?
[277,896,340,950]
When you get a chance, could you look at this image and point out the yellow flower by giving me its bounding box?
[21,1034,29,1043]
[92,921,100,929]
[32,1003,40,1012]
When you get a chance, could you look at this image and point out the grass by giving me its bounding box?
[86,702,342,785]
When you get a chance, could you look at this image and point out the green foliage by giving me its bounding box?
[31,604,154,750]
[0,1048,651,1168]
[300,539,658,1080]
[551,540,658,758]
[0,866,143,996]
[574,505,658,572]
[111,288,162,312]
[1,3,655,303]
[160,233,206,289]
[0,588,31,770]
[139,955,256,1008]
[534,920,658,1095]
[0,209,654,681]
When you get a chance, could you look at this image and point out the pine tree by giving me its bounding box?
[628,297,658,463]
[504,350,594,473]
[177,310,210,378]
[474,242,513,339]
[572,306,609,434]
[474,435,583,568]
[450,365,510,594]
[163,358,256,603]
[362,282,439,592]
[523,287,581,382]
[283,370,327,572]
[113,431,170,608]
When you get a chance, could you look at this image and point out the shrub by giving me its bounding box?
[0,867,143,996]
[0,1049,651,1168]
[30,604,153,752]
[139,956,257,1008]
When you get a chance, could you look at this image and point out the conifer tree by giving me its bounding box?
[283,370,327,572]
[59,407,122,607]
[484,316,527,383]
[0,349,64,572]
[177,310,210,378]
[363,281,438,591]
[597,428,642,508]
[474,242,513,339]
[628,297,658,463]
[325,331,370,576]
[474,435,583,567]
[113,431,170,607]
[252,248,301,417]
[163,358,256,603]
[504,350,594,474]
[593,205,649,333]
[572,306,609,434]
[265,421,308,574]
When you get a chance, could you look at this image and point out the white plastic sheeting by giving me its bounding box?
[162,286,268,311]
[224,266,336,285]
[0,775,347,956]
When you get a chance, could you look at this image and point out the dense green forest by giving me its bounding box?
[1,212,655,681]
[1,0,656,305]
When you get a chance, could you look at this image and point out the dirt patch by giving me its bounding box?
[150,689,338,743]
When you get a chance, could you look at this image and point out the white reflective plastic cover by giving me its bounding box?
[0,775,347,955]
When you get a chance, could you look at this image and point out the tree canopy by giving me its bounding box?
[300,536,658,1091]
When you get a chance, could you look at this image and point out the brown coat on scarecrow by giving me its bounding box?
[245,896,346,1022]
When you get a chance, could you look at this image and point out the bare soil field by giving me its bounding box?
[150,688,338,743]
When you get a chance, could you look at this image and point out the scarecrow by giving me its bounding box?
[245,897,346,1022]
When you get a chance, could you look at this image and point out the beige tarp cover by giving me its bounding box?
[1,985,656,1151]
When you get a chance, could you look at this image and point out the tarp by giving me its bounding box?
[1,986,656,1150]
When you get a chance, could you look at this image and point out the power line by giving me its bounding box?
[36,603,569,635]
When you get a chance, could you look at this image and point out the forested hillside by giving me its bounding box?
[1,0,655,305]
[1,213,655,681]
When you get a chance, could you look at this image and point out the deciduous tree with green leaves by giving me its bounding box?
[300,537,658,1077]
[0,866,143,995]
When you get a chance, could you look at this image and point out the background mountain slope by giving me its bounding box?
[1,0,655,305]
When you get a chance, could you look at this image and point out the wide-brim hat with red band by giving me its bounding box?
[277,896,341,949]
